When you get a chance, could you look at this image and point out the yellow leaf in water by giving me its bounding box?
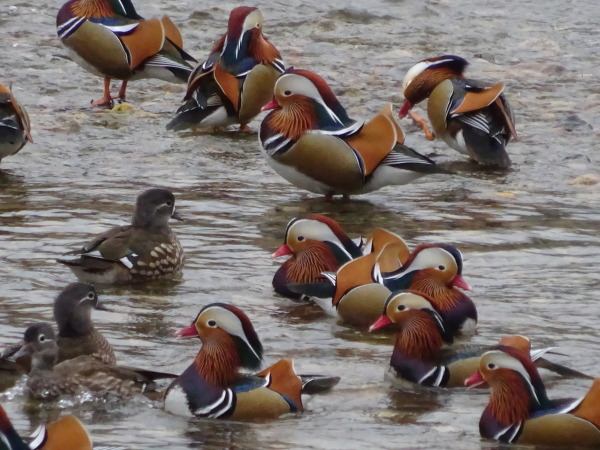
[496,191,516,197]
[112,103,134,112]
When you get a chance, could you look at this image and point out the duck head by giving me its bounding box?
[384,243,471,292]
[263,69,356,139]
[399,55,468,118]
[176,303,263,387]
[53,282,107,338]
[370,291,451,356]
[132,188,182,229]
[16,323,59,372]
[273,214,359,261]
[466,348,550,427]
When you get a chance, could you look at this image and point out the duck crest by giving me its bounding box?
[284,241,340,283]
[404,56,468,105]
[286,69,353,125]
[267,96,318,140]
[304,215,358,255]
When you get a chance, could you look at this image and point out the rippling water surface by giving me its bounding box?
[1,0,599,448]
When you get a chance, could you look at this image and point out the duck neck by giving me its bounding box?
[392,312,443,362]
[194,338,241,388]
[488,372,536,427]
[286,242,340,283]
[268,99,317,141]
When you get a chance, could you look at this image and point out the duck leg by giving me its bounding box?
[117,81,128,103]
[91,77,115,108]
[408,110,435,141]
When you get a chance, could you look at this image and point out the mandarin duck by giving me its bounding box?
[15,323,164,400]
[166,6,284,131]
[260,69,445,198]
[290,252,393,328]
[0,405,92,450]
[380,243,477,337]
[56,0,197,107]
[370,294,586,388]
[57,188,185,284]
[272,214,362,300]
[466,348,600,446]
[164,303,338,420]
[399,55,517,168]
[0,83,32,163]
[2,282,115,373]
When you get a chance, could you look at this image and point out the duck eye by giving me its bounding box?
[38,334,46,343]
[284,90,292,96]
[397,305,406,311]
[438,265,445,271]
[207,320,217,328]
[166,200,173,207]
[255,23,261,28]
[297,236,305,242]
[87,292,95,299]
[487,363,496,370]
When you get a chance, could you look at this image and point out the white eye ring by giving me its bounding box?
[438,265,445,271]
[39,334,46,343]
[87,292,95,299]
[487,363,496,370]
[207,320,217,328]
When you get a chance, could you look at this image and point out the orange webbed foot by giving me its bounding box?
[408,111,435,141]
[91,97,115,109]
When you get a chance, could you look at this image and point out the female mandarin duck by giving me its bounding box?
[15,323,162,400]
[399,55,517,168]
[0,405,92,450]
[369,294,583,388]
[260,69,444,198]
[164,303,338,419]
[272,214,362,300]
[379,243,477,337]
[0,82,32,162]
[56,0,196,107]
[466,348,600,446]
[167,7,284,131]
[2,282,115,373]
[56,188,185,284]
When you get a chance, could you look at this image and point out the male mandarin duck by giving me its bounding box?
[379,243,477,337]
[370,294,587,388]
[399,55,517,168]
[57,188,185,284]
[2,282,115,373]
[15,323,165,400]
[164,303,338,420]
[0,82,32,162]
[166,6,284,131]
[466,348,600,446]
[272,214,362,300]
[56,0,197,107]
[260,69,445,198]
[0,405,92,450]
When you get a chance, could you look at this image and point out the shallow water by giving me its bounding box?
[0,0,599,448]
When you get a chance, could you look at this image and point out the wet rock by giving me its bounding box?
[557,114,593,132]
[569,174,599,185]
